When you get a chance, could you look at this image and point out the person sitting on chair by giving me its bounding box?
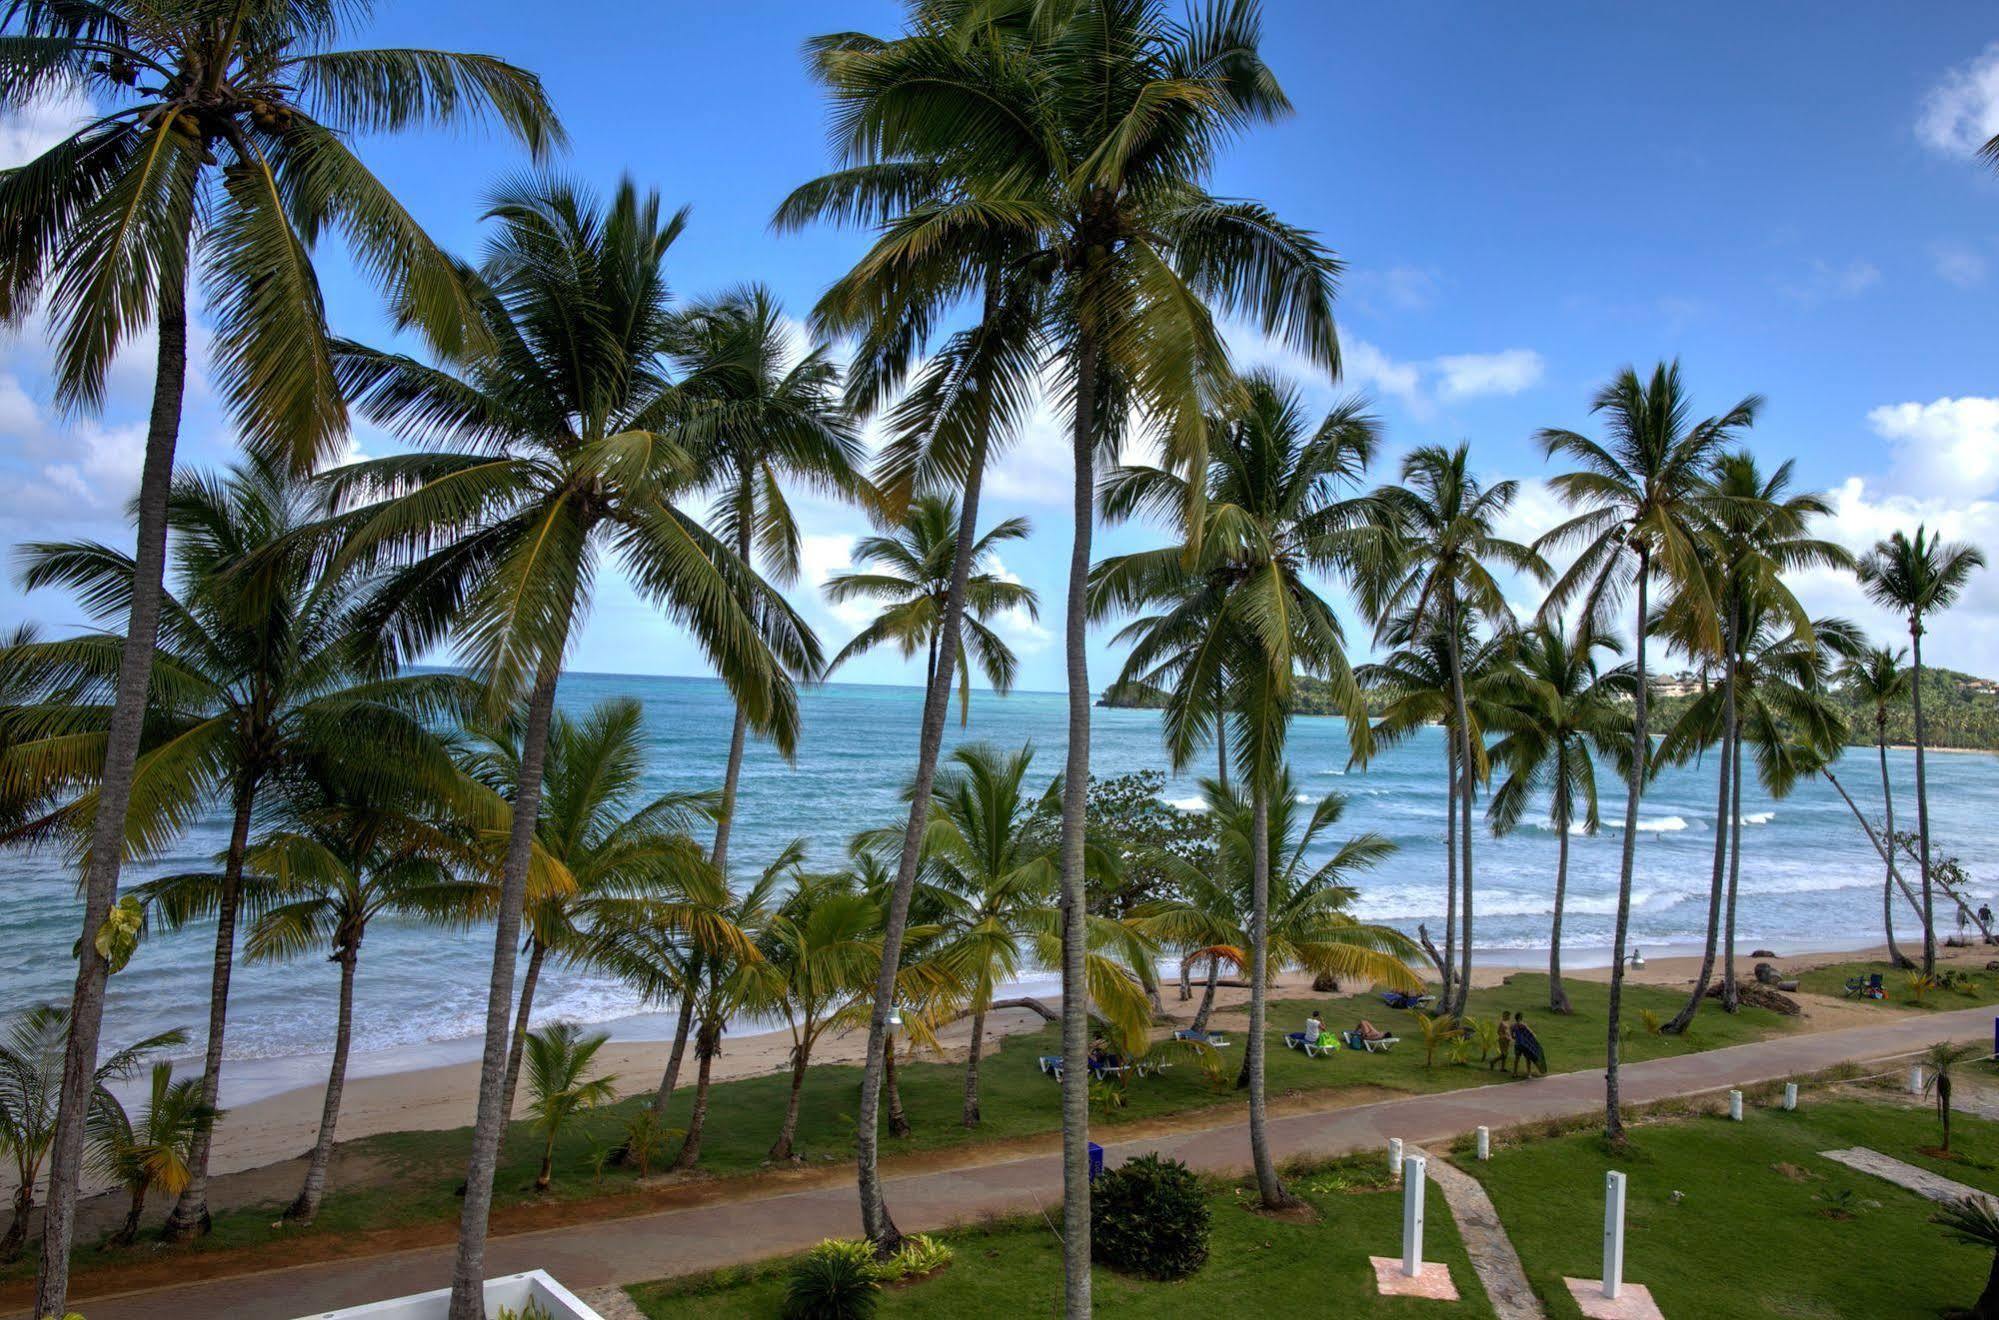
[1304,1012,1324,1043]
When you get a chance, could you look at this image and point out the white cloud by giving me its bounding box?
[1919,44,1999,158]
[1348,264,1443,313]
[798,532,876,631]
[1866,396,1999,500]
[0,86,92,168]
[983,552,1052,655]
[1341,339,1426,414]
[1933,240,1989,288]
[1433,348,1545,400]
[1780,258,1880,306]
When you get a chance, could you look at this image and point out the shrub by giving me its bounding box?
[882,1233,953,1280]
[1090,1153,1211,1280]
[782,1240,882,1319]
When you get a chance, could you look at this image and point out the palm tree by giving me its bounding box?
[522,1023,619,1192]
[1534,361,1759,1141]
[1857,527,1987,977]
[824,495,1039,721]
[454,699,721,1126]
[1934,1192,1999,1320]
[85,1061,216,1247]
[0,1007,183,1261]
[1839,646,1916,969]
[1923,1040,1985,1155]
[1092,374,1380,1210]
[673,284,863,873]
[320,175,816,1317]
[1486,621,1631,1013]
[0,458,474,1239]
[1370,443,1548,1017]
[244,776,498,1224]
[0,14,558,1302]
[1653,452,1848,1029]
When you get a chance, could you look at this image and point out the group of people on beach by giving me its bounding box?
[1294,1005,1547,1075]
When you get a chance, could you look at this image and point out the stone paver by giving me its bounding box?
[577,1285,648,1320]
[1562,1278,1664,1319]
[1820,1146,1999,1209]
[1370,1255,1459,1300]
[1427,1155,1544,1319]
[43,1003,1998,1320]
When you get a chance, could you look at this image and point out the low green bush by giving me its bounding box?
[781,1239,881,1319]
[882,1233,953,1280]
[1090,1153,1211,1280]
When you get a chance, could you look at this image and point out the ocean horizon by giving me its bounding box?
[4,668,1994,1104]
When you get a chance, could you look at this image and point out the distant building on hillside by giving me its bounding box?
[1650,671,1705,699]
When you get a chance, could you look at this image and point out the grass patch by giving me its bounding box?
[1795,959,1999,1010]
[626,1155,1496,1317]
[1467,1095,1999,1318]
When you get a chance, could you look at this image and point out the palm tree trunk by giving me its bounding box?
[1441,740,1458,1006]
[712,506,756,875]
[962,1005,989,1127]
[1056,322,1099,1319]
[1976,1243,1999,1320]
[1605,547,1649,1143]
[1447,629,1474,1019]
[287,943,359,1223]
[2,1184,33,1262]
[645,979,698,1124]
[447,656,563,1320]
[1827,768,1928,920]
[1667,641,1734,1034]
[1721,721,1744,1011]
[1178,956,1192,1002]
[1879,716,1912,969]
[1247,779,1290,1208]
[110,1186,145,1248]
[770,1044,811,1162]
[672,1018,720,1170]
[1549,804,1574,1013]
[855,420,995,1253]
[165,774,258,1241]
[1215,712,1229,790]
[1191,954,1221,1031]
[1911,620,1936,977]
[499,939,548,1126]
[884,1041,910,1139]
[36,263,189,1320]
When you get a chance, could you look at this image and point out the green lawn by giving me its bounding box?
[1465,1093,1999,1319]
[35,974,1794,1284]
[1795,958,1999,1010]
[627,1155,1495,1318]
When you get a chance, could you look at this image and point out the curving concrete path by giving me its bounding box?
[37,1003,1998,1320]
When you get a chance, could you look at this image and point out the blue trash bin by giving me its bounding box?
[1088,1141,1105,1181]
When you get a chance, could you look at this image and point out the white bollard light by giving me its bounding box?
[1910,1064,1925,1095]
[1783,1082,1798,1111]
[1728,1089,1743,1121]
[1402,1153,1428,1278]
[1603,1170,1628,1301]
[1476,1125,1491,1161]
[1389,1136,1404,1181]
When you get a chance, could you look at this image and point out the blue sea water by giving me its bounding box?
[3,671,1995,1082]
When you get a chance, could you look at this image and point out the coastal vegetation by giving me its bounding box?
[0,2,1991,1317]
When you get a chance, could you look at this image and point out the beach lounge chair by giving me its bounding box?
[1173,1028,1231,1047]
[1379,989,1435,1011]
[1038,1055,1063,1076]
[1286,1031,1338,1057]
[1841,975,1866,998]
[1283,1030,1309,1051]
[1342,1028,1399,1053]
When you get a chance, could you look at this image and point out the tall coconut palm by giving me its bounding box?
[0,1007,182,1262]
[244,774,498,1224]
[1092,374,1380,1210]
[320,176,816,1318]
[1535,361,1759,1141]
[0,457,475,1239]
[673,284,863,873]
[0,13,558,1302]
[667,858,785,1170]
[84,1061,215,1247]
[1370,443,1548,1017]
[1486,621,1631,1013]
[823,495,1039,721]
[1838,646,1916,969]
[1857,527,1987,978]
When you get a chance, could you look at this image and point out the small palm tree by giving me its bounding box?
[1933,1193,1999,1319]
[824,495,1038,723]
[1858,527,1987,978]
[85,1062,217,1247]
[1838,646,1916,968]
[522,1023,619,1192]
[0,1007,184,1260]
[1923,1041,1985,1155]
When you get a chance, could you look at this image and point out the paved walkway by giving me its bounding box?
[1821,1145,1999,1209]
[47,1004,1998,1320]
[1426,1153,1544,1320]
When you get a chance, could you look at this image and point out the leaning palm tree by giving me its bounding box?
[672,284,863,872]
[84,1061,216,1247]
[0,457,475,1239]
[1486,621,1631,1013]
[824,495,1039,722]
[1534,361,1758,1142]
[1369,443,1549,1017]
[320,175,817,1317]
[245,774,497,1225]
[521,1023,619,1192]
[0,14,558,1301]
[1857,527,1987,978]
[1092,374,1381,1210]
[1838,646,1916,969]
[0,1006,183,1261]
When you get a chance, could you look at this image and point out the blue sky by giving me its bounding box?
[5,2,1999,691]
